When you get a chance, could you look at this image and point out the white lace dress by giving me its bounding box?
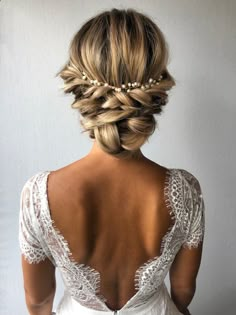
[19,168,205,315]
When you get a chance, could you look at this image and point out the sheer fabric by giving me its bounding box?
[19,168,205,314]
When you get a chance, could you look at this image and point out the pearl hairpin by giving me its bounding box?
[81,71,163,92]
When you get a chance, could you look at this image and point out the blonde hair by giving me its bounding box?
[56,8,176,159]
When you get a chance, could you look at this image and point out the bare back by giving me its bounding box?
[46,158,172,310]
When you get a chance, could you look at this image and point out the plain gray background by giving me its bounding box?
[1,1,236,314]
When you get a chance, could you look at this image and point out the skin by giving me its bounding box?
[21,140,203,314]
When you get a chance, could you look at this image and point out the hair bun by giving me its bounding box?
[56,8,176,159]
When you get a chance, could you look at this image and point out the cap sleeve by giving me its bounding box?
[19,174,48,264]
[180,169,205,249]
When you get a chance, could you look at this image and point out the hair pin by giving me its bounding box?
[80,71,163,92]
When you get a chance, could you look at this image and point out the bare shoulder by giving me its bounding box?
[45,159,88,205]
[48,158,88,184]
[46,158,173,211]
[50,157,170,182]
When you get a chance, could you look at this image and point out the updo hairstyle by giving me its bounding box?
[56,8,176,159]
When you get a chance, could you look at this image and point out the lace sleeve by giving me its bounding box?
[181,170,205,249]
[19,175,48,264]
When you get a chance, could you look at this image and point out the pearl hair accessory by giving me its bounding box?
[80,71,163,93]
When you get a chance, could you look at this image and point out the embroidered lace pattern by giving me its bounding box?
[18,167,205,312]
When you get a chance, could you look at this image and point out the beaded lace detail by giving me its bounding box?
[18,168,205,312]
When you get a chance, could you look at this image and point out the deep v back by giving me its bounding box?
[44,160,174,311]
[19,162,205,314]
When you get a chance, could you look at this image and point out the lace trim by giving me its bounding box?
[162,168,177,249]
[43,171,108,307]
[42,168,178,311]
[19,166,205,312]
[51,226,105,302]
[178,169,205,249]
[19,177,49,264]
[25,167,204,312]
[134,168,175,290]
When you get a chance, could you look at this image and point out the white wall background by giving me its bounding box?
[1,1,236,314]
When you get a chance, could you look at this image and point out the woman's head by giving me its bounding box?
[56,8,175,159]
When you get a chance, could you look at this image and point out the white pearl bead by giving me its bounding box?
[122,84,126,88]
[104,83,108,86]
[128,82,132,87]
[149,78,153,83]
[141,85,145,90]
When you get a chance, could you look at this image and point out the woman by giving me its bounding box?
[19,8,205,315]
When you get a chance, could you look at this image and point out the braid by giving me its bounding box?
[56,8,176,158]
